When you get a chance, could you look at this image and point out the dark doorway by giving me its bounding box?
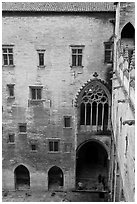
[14,165,30,190]
[48,166,63,190]
[76,141,108,191]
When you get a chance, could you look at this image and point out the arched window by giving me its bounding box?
[80,82,110,131]
[121,23,135,61]
[121,23,135,39]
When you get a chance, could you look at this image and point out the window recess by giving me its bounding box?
[37,49,45,68]
[48,140,60,152]
[104,42,113,63]
[7,84,15,98]
[70,45,84,67]
[2,45,14,66]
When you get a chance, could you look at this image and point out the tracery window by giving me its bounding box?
[80,83,109,131]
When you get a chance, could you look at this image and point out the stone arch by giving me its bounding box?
[14,165,30,190]
[76,138,109,159]
[76,139,109,190]
[48,166,64,190]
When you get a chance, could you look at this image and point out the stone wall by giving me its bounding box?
[2,11,114,190]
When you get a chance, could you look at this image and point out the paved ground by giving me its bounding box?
[2,190,106,202]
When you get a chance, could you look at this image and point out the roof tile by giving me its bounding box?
[2,2,115,12]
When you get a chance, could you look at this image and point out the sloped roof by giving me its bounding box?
[2,2,115,12]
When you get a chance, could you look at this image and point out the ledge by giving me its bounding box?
[2,65,15,68]
[37,65,46,69]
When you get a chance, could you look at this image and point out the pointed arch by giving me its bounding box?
[121,22,135,39]
[76,79,111,131]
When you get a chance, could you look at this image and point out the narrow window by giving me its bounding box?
[104,42,113,63]
[37,50,45,67]
[71,47,83,67]
[64,116,71,128]
[98,103,103,125]
[86,103,91,125]
[30,87,42,100]
[49,141,59,152]
[39,53,44,66]
[103,103,108,130]
[7,84,14,97]
[31,144,36,151]
[19,123,27,133]
[92,102,97,125]
[80,103,85,125]
[2,47,14,66]
[8,133,15,143]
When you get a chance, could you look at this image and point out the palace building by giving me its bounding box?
[2,2,135,202]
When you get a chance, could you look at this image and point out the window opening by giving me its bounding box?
[121,23,135,39]
[64,116,71,127]
[39,53,44,66]
[30,87,42,100]
[31,144,36,151]
[19,124,27,133]
[2,47,14,65]
[7,84,14,97]
[8,133,15,143]
[49,141,59,152]
[72,47,83,67]
[104,42,113,63]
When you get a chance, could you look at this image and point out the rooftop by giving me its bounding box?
[2,2,115,12]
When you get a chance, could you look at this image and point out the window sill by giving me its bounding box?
[18,132,27,135]
[30,150,37,153]
[48,151,60,154]
[8,142,15,145]
[104,61,113,64]
[28,99,45,106]
[2,65,15,68]
[7,96,15,100]
[37,65,46,69]
[63,127,72,129]
[70,66,84,69]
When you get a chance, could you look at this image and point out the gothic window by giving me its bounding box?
[80,83,109,131]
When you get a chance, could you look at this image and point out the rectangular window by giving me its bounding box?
[2,47,14,66]
[37,50,45,67]
[19,123,27,133]
[31,144,36,151]
[72,48,83,67]
[30,87,42,100]
[39,53,44,66]
[49,141,59,152]
[8,133,15,143]
[104,42,113,63]
[7,84,14,97]
[64,116,71,128]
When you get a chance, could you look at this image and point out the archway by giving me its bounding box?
[76,140,108,191]
[48,166,63,190]
[14,165,30,190]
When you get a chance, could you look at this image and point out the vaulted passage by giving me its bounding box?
[48,166,63,190]
[76,141,108,191]
[14,165,30,190]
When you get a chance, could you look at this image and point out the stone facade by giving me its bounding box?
[2,6,114,192]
